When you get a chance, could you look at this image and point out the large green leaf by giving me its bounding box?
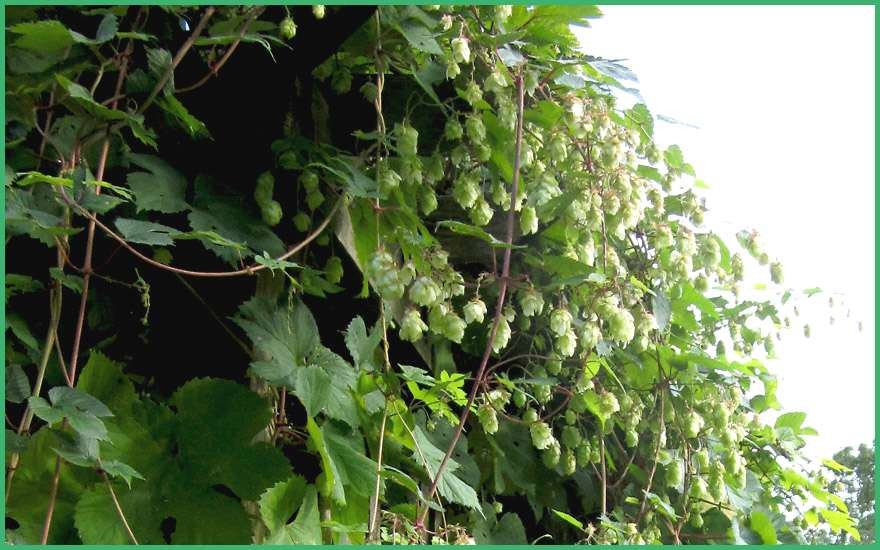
[126,154,190,214]
[9,20,73,52]
[411,425,481,513]
[307,418,377,506]
[343,315,381,371]
[259,475,308,534]
[114,218,177,246]
[73,483,164,544]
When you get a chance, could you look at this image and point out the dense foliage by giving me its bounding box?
[806,442,875,544]
[4,4,861,545]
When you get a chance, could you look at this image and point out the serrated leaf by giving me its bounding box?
[70,14,118,44]
[293,365,332,418]
[114,218,177,246]
[49,267,84,293]
[157,95,211,139]
[100,460,144,488]
[310,346,359,427]
[287,485,322,544]
[145,48,174,96]
[6,313,39,351]
[74,484,162,544]
[411,425,481,513]
[6,364,32,403]
[169,487,252,544]
[55,75,127,122]
[259,475,308,534]
[6,274,44,299]
[344,316,381,371]
[396,21,442,55]
[75,351,137,414]
[126,153,190,214]
[9,20,73,52]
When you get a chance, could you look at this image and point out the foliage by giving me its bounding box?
[806,442,875,544]
[4,4,858,545]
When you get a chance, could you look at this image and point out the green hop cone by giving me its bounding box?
[684,410,704,439]
[556,328,577,358]
[409,276,441,307]
[561,448,577,476]
[465,116,486,142]
[518,288,544,317]
[513,389,527,409]
[529,421,553,450]
[541,440,561,469]
[312,5,325,19]
[561,425,581,449]
[667,459,684,487]
[441,311,466,343]
[280,16,297,40]
[470,197,494,226]
[690,476,709,500]
[598,391,620,417]
[255,171,275,205]
[451,36,470,63]
[520,205,539,235]
[576,442,591,467]
[770,261,784,284]
[625,430,638,448]
[444,118,463,141]
[491,318,511,353]
[293,212,311,232]
[463,79,482,106]
[463,298,487,324]
[550,307,572,337]
[324,256,343,284]
[306,189,324,210]
[400,308,428,342]
[419,186,438,215]
[477,405,499,435]
[395,123,419,157]
[493,501,503,514]
[261,200,283,226]
[300,170,319,192]
[522,407,538,424]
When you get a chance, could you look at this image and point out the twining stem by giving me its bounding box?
[367,408,389,543]
[175,7,264,94]
[416,71,526,531]
[40,26,135,542]
[100,469,139,544]
[5,252,64,504]
[600,435,607,516]
[138,7,215,114]
[60,193,342,279]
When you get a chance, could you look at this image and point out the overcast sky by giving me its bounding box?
[577,6,875,459]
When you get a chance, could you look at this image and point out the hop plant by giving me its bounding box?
[367,251,404,299]
[280,16,297,40]
[477,404,499,434]
[561,448,577,475]
[491,318,511,353]
[556,328,577,357]
[400,308,428,342]
[519,288,544,317]
[579,322,602,352]
[254,171,275,206]
[465,115,486,142]
[470,197,494,226]
[453,172,481,209]
[462,79,482,106]
[441,311,467,343]
[312,5,325,19]
[463,298,487,324]
[561,425,581,449]
[598,391,620,417]
[395,123,419,157]
[530,421,554,450]
[409,276,442,307]
[550,307,572,337]
[542,440,561,469]
[451,36,471,63]
[770,261,784,284]
[520,205,539,235]
[444,117,463,141]
[261,200,283,226]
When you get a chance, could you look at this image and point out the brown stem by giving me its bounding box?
[60,193,342,278]
[416,72,525,530]
[40,38,134,541]
[139,6,216,114]
[100,469,139,544]
[175,7,263,93]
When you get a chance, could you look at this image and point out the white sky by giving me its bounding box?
[577,6,875,460]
